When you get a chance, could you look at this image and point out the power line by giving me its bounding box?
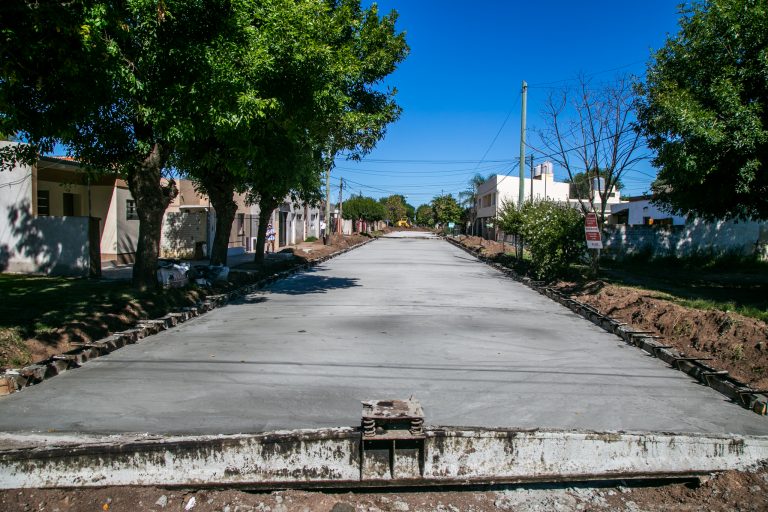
[524,127,637,161]
[527,60,647,89]
[468,94,520,177]
[340,158,516,164]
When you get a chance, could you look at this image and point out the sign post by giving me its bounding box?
[584,212,603,250]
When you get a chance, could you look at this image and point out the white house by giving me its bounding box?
[474,164,571,237]
[473,162,624,239]
[607,196,687,226]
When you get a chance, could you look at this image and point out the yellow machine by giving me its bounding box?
[396,219,411,228]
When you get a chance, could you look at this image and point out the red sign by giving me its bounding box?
[585,213,599,230]
[585,231,601,241]
[585,213,603,249]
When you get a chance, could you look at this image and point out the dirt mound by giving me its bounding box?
[455,235,509,257]
[559,281,768,389]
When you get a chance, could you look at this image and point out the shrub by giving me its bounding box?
[506,200,585,280]
[304,236,318,242]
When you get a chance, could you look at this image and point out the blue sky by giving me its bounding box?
[337,1,685,207]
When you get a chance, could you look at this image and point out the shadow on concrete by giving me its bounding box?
[268,270,360,296]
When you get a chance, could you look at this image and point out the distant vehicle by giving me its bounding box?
[396,218,411,228]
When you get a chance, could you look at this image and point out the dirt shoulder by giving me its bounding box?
[2,465,767,512]
[0,235,372,370]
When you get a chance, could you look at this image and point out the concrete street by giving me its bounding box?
[0,231,765,435]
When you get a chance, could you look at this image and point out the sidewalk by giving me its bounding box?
[100,251,268,281]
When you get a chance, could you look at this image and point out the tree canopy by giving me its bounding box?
[430,194,462,226]
[379,194,409,223]
[415,204,434,226]
[0,0,244,287]
[497,200,584,279]
[0,0,408,278]
[636,0,768,220]
[343,195,385,222]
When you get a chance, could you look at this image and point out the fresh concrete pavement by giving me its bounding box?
[0,231,765,435]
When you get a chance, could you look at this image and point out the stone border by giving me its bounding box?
[0,238,376,396]
[445,236,768,416]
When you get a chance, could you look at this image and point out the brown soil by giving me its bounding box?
[454,235,510,258]
[2,466,767,511]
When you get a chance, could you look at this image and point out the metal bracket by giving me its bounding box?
[360,398,425,481]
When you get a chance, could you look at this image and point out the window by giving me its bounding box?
[37,190,50,216]
[236,213,245,235]
[62,193,78,216]
[126,199,138,220]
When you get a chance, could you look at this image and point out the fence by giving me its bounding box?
[602,219,768,260]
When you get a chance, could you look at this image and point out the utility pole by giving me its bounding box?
[529,154,534,201]
[325,155,332,244]
[519,80,527,207]
[337,177,344,234]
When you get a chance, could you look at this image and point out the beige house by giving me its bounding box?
[1,142,322,273]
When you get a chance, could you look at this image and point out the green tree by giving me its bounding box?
[516,200,584,279]
[0,0,240,288]
[343,195,386,226]
[430,194,462,226]
[415,204,434,226]
[496,200,524,239]
[318,1,409,231]
[636,0,768,220]
[173,0,330,266]
[380,194,408,223]
[245,130,324,262]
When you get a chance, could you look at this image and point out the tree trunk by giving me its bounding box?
[200,169,237,266]
[253,200,276,264]
[125,142,175,290]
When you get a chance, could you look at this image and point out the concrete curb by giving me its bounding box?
[0,238,376,396]
[444,236,768,417]
[1,427,766,489]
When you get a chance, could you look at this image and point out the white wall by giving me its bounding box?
[476,174,572,220]
[604,218,768,259]
[0,147,91,275]
[0,146,34,272]
[610,199,687,226]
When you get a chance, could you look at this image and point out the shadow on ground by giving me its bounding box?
[268,270,360,295]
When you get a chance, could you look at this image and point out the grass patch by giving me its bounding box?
[649,294,768,323]
[0,328,30,368]
[597,254,768,323]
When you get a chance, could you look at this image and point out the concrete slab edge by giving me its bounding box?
[0,427,765,489]
[444,236,768,417]
[0,238,375,397]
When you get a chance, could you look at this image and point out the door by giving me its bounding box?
[279,211,288,247]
